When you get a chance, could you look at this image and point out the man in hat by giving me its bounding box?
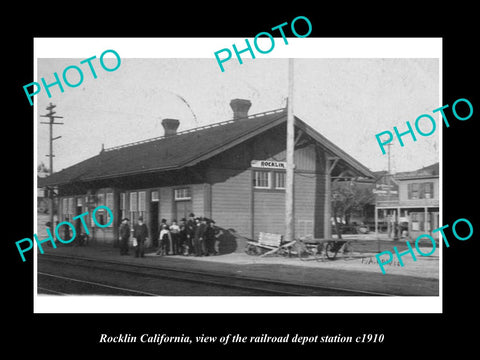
[193,217,207,257]
[156,224,170,256]
[204,218,217,256]
[178,218,188,255]
[169,219,180,255]
[133,216,149,258]
[119,218,131,255]
[186,213,196,255]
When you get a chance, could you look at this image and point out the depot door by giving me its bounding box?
[150,201,159,247]
[175,200,192,222]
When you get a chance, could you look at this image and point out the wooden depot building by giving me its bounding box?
[40,99,375,253]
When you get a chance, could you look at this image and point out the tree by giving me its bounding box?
[37,162,50,177]
[331,180,375,239]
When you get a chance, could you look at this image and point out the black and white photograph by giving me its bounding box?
[33,38,441,313]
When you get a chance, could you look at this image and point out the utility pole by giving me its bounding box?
[385,141,400,239]
[285,58,295,243]
[386,141,392,197]
[40,103,63,235]
[376,141,393,248]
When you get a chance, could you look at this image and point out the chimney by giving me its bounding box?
[230,98,252,120]
[162,118,180,137]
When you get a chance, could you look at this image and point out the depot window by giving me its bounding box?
[275,172,286,189]
[253,171,271,189]
[93,192,114,227]
[62,197,75,221]
[129,191,146,223]
[105,192,114,226]
[175,188,191,201]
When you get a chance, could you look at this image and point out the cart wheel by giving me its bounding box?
[325,242,337,259]
[343,242,352,255]
[341,242,353,260]
[296,242,308,261]
[311,243,323,261]
[245,244,257,256]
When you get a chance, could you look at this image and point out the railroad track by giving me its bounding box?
[38,253,390,296]
[38,272,159,296]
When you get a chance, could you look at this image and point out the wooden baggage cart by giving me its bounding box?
[295,238,352,260]
[245,232,296,257]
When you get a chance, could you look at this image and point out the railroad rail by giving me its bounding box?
[38,253,391,296]
[38,272,159,296]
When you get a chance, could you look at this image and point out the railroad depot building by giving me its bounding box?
[40,99,375,253]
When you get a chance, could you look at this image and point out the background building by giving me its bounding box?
[375,163,439,240]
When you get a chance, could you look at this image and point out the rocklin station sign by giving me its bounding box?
[251,160,290,170]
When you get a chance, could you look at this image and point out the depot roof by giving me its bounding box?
[40,108,375,187]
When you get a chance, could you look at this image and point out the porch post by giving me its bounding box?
[424,206,428,234]
[323,156,339,239]
[324,169,331,239]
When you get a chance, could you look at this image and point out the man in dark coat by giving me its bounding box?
[186,213,197,255]
[204,219,217,256]
[63,217,71,245]
[119,218,130,255]
[133,216,149,258]
[178,218,188,255]
[193,217,207,257]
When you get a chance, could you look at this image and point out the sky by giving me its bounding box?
[36,52,440,175]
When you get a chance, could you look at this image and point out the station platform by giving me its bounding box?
[39,237,440,280]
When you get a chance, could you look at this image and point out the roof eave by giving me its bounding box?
[40,111,376,186]
[294,117,376,179]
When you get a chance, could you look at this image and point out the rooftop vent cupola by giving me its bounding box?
[230,98,252,120]
[162,118,180,137]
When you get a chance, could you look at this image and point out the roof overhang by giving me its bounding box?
[40,112,376,187]
[295,117,376,179]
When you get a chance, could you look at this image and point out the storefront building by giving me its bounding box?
[375,163,439,240]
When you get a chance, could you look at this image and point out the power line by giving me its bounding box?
[40,103,63,235]
[40,103,64,174]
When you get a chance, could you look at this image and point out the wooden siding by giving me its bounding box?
[205,130,327,241]
[159,186,174,222]
[210,168,252,240]
[268,143,317,172]
[202,125,317,172]
[294,172,321,239]
[157,184,206,220]
[253,190,285,239]
[191,184,205,217]
[251,126,286,165]
[248,126,317,172]
[253,171,324,239]
[203,183,212,219]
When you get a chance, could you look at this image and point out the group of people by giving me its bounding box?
[118,213,218,258]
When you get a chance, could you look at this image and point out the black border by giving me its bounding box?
[8,5,478,355]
